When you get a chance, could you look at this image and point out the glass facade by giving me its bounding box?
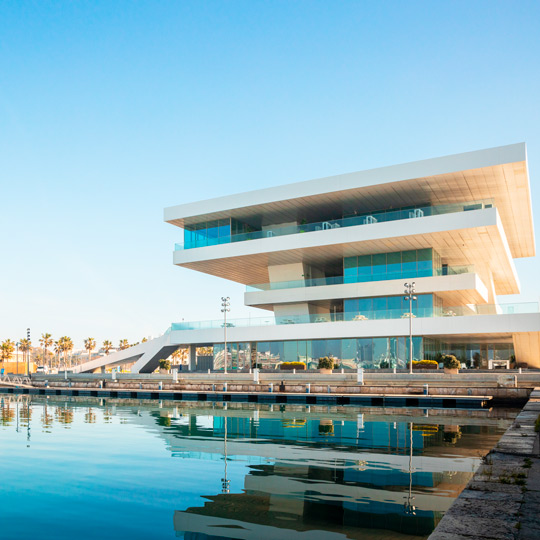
[210,337,515,370]
[177,200,494,250]
[344,294,443,319]
[184,219,232,248]
[212,337,424,370]
[344,249,442,283]
[424,338,515,368]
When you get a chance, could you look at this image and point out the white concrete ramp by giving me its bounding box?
[74,331,179,374]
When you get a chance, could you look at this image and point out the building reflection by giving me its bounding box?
[0,396,513,539]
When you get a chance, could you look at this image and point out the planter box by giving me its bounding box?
[319,368,333,375]
[444,367,459,375]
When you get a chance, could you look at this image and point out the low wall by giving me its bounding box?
[30,378,530,401]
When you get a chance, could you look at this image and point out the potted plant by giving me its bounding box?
[159,359,171,374]
[318,356,334,374]
[442,354,460,375]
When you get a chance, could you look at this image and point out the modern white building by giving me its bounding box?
[76,143,540,373]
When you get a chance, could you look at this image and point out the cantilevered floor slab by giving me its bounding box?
[166,143,533,259]
[174,207,519,295]
[245,272,489,310]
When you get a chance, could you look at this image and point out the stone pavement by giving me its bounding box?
[428,390,540,540]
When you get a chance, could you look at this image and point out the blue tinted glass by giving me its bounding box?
[206,221,219,239]
[373,296,387,312]
[372,253,386,276]
[357,338,373,364]
[344,299,358,317]
[357,255,372,279]
[358,298,373,315]
[386,252,401,279]
[402,250,416,274]
[387,296,401,312]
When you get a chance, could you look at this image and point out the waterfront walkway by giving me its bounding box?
[429,389,540,540]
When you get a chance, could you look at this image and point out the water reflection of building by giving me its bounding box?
[0,397,509,539]
[140,409,500,539]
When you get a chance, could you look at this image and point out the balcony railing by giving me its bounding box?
[170,302,539,331]
[246,265,474,292]
[175,199,494,250]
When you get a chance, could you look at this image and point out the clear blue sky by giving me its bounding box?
[1,1,539,348]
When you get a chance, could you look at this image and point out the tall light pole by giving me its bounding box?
[26,329,31,377]
[404,283,417,374]
[221,297,230,374]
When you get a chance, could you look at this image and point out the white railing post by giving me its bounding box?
[357,367,364,385]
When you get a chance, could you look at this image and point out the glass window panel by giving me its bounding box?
[297,341,308,364]
[397,337,407,367]
[327,339,341,361]
[387,295,401,317]
[417,248,432,262]
[373,296,387,315]
[357,298,373,316]
[357,255,372,279]
[402,250,417,274]
[386,252,401,279]
[373,338,389,368]
[357,338,373,366]
[269,342,284,365]
[344,299,358,319]
[344,256,357,269]
[372,253,386,278]
[311,340,327,361]
[283,341,297,363]
[206,220,219,239]
[341,339,356,368]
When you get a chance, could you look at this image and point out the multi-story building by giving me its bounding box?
[164,143,539,371]
[75,143,540,374]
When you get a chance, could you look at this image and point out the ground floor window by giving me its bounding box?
[210,337,515,370]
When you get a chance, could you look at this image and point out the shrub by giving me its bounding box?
[280,362,306,371]
[407,360,439,370]
[442,354,460,369]
[159,359,171,371]
[379,360,389,369]
[318,423,334,434]
[318,357,335,370]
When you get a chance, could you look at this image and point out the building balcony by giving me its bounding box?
[175,200,493,251]
[245,265,474,292]
[170,302,539,331]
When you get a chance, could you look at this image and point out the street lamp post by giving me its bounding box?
[26,328,31,377]
[404,283,417,374]
[221,297,230,373]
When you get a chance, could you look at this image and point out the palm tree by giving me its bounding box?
[84,338,96,362]
[39,333,53,369]
[54,340,61,369]
[64,337,73,368]
[0,339,15,362]
[57,336,73,369]
[19,338,31,373]
[102,340,113,355]
[118,339,129,351]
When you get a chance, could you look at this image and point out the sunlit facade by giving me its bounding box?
[151,143,540,372]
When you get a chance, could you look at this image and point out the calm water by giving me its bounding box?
[0,396,516,540]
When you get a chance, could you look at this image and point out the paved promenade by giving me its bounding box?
[429,389,540,540]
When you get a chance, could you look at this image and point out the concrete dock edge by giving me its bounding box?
[428,389,540,540]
